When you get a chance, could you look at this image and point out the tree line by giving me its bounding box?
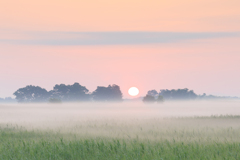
[13,83,123,103]
[142,88,239,103]
[0,97,16,103]
[142,88,197,103]
[1,84,238,103]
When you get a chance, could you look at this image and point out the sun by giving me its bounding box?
[128,87,139,96]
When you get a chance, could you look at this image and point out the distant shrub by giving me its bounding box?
[142,95,156,103]
[156,95,164,103]
[49,98,62,103]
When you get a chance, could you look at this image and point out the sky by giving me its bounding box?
[0,0,240,98]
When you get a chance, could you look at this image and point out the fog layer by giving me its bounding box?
[0,100,239,126]
[1,100,240,142]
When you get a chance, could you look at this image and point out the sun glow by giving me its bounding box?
[128,87,139,96]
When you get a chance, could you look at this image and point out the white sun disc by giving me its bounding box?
[128,87,139,96]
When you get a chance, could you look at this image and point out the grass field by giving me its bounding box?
[1,101,240,159]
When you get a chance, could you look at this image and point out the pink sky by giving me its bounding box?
[1,0,240,32]
[0,0,240,98]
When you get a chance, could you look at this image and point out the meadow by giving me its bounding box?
[1,100,240,159]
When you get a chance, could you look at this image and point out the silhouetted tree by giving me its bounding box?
[13,85,49,103]
[142,94,156,103]
[49,83,90,102]
[92,84,123,102]
[147,90,158,98]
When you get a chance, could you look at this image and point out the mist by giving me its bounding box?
[0,100,239,129]
[1,100,240,123]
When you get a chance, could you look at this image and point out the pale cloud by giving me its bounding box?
[0,31,239,46]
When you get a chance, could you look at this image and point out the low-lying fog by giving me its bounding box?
[1,100,240,141]
[0,100,239,125]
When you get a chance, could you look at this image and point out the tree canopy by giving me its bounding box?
[92,84,123,102]
[49,83,90,101]
[13,85,49,103]
[147,90,158,98]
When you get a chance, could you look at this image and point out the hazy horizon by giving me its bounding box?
[1,0,240,98]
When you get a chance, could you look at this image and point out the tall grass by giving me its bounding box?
[1,115,240,159]
[1,128,240,160]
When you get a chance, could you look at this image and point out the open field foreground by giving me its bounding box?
[1,101,240,159]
